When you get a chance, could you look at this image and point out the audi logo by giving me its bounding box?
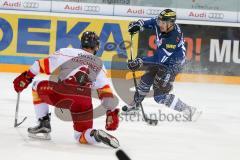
[208,13,224,19]
[146,9,161,15]
[23,2,39,9]
[83,6,100,12]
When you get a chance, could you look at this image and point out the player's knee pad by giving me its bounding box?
[153,68,175,94]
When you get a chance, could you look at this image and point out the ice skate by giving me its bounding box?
[182,105,202,122]
[28,113,51,140]
[91,129,120,149]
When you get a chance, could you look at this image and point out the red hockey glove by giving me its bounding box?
[13,70,35,93]
[105,108,119,131]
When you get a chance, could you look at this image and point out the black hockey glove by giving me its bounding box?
[127,58,143,71]
[128,20,144,35]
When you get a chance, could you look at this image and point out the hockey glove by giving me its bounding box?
[128,20,144,35]
[13,70,35,93]
[105,108,119,131]
[128,58,143,71]
[76,66,90,85]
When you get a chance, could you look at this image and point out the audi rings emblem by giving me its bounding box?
[23,2,39,9]
[208,13,224,19]
[146,9,161,15]
[84,6,100,12]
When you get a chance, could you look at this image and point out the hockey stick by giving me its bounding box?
[129,34,158,126]
[14,93,27,127]
[116,149,131,160]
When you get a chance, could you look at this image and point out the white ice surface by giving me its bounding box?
[0,73,240,160]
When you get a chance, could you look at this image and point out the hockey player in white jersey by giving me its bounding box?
[13,31,120,148]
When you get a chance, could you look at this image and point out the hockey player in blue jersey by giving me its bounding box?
[122,9,197,118]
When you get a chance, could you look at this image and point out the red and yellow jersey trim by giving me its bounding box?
[97,84,113,99]
[38,58,50,75]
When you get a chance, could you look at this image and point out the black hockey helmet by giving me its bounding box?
[158,9,176,23]
[81,31,100,49]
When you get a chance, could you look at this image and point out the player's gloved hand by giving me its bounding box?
[128,19,144,35]
[105,108,119,131]
[128,58,143,71]
[64,66,90,86]
[74,68,89,86]
[13,70,35,93]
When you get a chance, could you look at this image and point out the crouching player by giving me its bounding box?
[13,31,120,148]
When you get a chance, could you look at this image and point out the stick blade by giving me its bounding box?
[14,117,27,128]
[147,119,158,126]
[116,149,131,160]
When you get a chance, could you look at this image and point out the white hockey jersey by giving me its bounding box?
[29,48,113,99]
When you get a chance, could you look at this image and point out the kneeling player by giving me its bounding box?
[13,31,120,148]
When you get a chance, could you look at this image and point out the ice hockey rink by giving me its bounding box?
[1,72,240,160]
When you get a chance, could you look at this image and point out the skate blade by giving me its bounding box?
[28,133,51,140]
[183,108,202,122]
[98,130,120,149]
[191,110,202,122]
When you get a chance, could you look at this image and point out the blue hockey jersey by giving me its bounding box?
[139,18,186,74]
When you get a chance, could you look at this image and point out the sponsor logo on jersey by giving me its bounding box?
[166,44,176,49]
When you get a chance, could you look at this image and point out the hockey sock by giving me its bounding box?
[34,103,49,120]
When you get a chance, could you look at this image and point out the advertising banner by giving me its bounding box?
[1,11,240,83]
[0,12,138,70]
[176,0,238,12]
[238,12,240,23]
[0,1,239,23]
[138,24,240,76]
[114,5,168,18]
[0,0,51,12]
[176,8,238,23]
[51,2,114,16]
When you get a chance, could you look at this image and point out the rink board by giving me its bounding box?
[1,63,240,84]
[0,10,240,84]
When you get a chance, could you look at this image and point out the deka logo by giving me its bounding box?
[0,17,128,57]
